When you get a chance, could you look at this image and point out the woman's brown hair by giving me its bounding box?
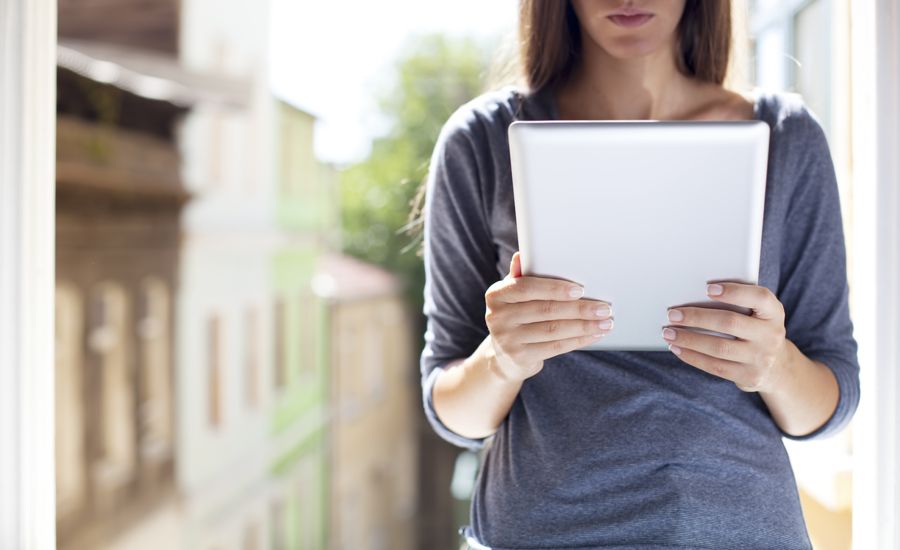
[519,0,733,93]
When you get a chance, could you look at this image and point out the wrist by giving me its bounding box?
[759,338,798,398]
[481,335,526,388]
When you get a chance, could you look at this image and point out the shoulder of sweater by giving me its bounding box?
[754,88,828,144]
[752,87,833,177]
[438,86,525,145]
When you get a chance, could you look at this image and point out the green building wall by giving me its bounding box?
[268,99,333,549]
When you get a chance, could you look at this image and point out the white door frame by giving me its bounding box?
[0,0,896,548]
[0,0,57,547]
[851,0,900,548]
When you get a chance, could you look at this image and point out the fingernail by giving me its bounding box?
[569,286,584,298]
[668,344,682,356]
[662,328,677,341]
[597,319,613,330]
[707,284,724,296]
[595,305,611,317]
[667,309,684,322]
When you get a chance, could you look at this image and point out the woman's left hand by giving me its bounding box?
[662,282,790,393]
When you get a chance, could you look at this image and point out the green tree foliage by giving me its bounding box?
[340,34,494,323]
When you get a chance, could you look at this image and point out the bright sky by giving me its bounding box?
[270,0,518,165]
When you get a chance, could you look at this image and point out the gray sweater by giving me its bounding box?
[419,86,859,549]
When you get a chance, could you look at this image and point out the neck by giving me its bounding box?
[557,38,700,120]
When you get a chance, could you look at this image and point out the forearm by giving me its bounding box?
[432,335,523,439]
[759,339,840,437]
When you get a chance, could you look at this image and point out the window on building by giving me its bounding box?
[208,314,223,428]
[291,454,321,550]
[302,454,321,550]
[393,435,417,521]
[270,496,287,550]
[208,111,224,188]
[55,283,86,517]
[279,118,296,196]
[89,282,135,490]
[382,302,408,394]
[339,488,362,550]
[364,315,385,401]
[340,320,362,418]
[244,307,260,408]
[242,521,261,550]
[299,291,318,376]
[273,297,287,390]
[138,277,173,461]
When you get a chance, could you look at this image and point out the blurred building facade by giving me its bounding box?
[315,254,418,550]
[58,0,180,55]
[54,60,187,550]
[54,1,424,549]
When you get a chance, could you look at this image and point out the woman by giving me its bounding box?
[419,1,859,548]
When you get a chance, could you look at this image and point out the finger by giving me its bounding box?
[665,306,763,340]
[492,276,584,304]
[525,332,606,359]
[661,327,754,363]
[519,318,614,344]
[505,299,612,324]
[667,344,743,383]
[705,282,783,321]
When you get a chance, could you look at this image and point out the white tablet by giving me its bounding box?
[508,120,770,351]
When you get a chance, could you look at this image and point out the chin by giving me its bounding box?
[599,35,670,60]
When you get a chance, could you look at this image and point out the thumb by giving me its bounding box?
[508,251,522,279]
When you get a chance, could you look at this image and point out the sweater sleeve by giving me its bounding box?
[419,114,500,451]
[776,108,861,441]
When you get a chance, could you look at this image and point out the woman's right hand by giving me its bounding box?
[483,251,614,382]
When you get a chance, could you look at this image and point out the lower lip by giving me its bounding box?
[608,14,654,27]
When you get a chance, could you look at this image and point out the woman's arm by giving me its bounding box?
[660,105,859,439]
[432,252,610,440]
[419,113,500,451]
[661,282,841,437]
[759,340,839,437]
[420,109,611,449]
[432,337,524,440]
